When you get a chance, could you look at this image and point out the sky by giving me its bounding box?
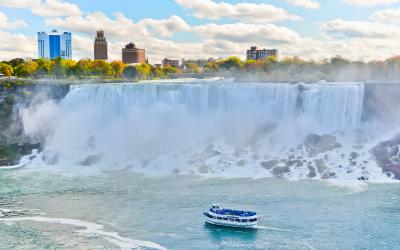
[1,0,400,64]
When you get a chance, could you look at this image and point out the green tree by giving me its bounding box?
[136,63,151,79]
[75,59,92,78]
[91,60,112,77]
[36,58,52,77]
[219,57,243,70]
[110,61,126,78]
[52,57,66,77]
[162,65,180,75]
[14,61,38,77]
[0,63,13,76]
[151,65,165,79]
[123,65,139,79]
[185,63,201,73]
[204,61,219,72]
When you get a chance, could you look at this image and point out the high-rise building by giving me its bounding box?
[246,46,278,61]
[94,30,108,60]
[122,43,146,64]
[38,30,72,59]
[162,58,180,68]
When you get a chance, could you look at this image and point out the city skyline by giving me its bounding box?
[2,0,400,62]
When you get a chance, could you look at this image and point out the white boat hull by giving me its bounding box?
[204,216,258,229]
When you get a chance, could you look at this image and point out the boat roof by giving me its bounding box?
[210,208,257,217]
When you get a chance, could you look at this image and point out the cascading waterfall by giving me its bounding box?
[23,81,389,180]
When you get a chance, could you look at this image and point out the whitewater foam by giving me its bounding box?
[0,215,166,250]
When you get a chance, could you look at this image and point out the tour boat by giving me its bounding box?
[203,204,259,229]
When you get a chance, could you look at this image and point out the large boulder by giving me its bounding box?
[371,136,400,179]
[304,134,341,156]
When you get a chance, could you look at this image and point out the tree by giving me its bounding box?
[185,63,201,73]
[244,60,263,72]
[75,59,92,78]
[219,57,243,70]
[14,61,38,77]
[204,61,219,72]
[136,63,151,79]
[91,60,112,77]
[0,63,13,76]
[151,65,165,79]
[62,59,78,77]
[52,57,66,77]
[162,65,180,75]
[36,58,52,77]
[110,61,126,78]
[7,58,24,68]
[123,65,138,79]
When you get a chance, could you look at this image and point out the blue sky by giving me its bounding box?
[1,0,400,63]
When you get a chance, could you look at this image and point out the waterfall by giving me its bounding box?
[61,82,364,131]
[23,81,377,179]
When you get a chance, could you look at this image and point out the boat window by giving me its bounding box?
[242,219,248,223]
[223,218,228,220]
[235,219,240,222]
[217,217,222,220]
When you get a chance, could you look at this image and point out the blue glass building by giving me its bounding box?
[38,30,72,59]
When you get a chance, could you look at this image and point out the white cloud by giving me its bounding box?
[0,12,27,29]
[0,30,36,60]
[343,0,399,6]
[321,18,400,38]
[194,23,301,45]
[285,0,320,9]
[175,0,301,23]
[0,0,82,17]
[372,8,400,24]
[137,15,191,37]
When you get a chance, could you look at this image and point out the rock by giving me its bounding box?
[350,152,360,159]
[42,151,58,165]
[236,160,246,167]
[80,154,101,166]
[272,166,290,177]
[371,137,400,179]
[304,134,340,156]
[308,166,316,178]
[321,172,337,179]
[198,165,209,174]
[314,159,327,174]
[260,160,279,170]
[353,145,364,150]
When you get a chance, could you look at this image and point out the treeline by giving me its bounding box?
[2,55,400,82]
[203,56,400,82]
[0,57,182,80]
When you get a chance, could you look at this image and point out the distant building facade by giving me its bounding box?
[181,58,215,69]
[94,30,108,60]
[162,58,180,68]
[122,43,146,64]
[38,30,72,59]
[246,46,278,61]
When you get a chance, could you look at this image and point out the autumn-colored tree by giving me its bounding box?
[219,57,243,70]
[110,61,126,78]
[91,60,112,77]
[75,59,92,78]
[0,63,13,77]
[14,61,38,77]
[136,63,152,79]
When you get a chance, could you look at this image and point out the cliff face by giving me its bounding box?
[0,83,69,166]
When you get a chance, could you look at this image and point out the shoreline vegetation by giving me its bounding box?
[2,55,400,88]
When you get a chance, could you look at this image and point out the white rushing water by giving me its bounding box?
[20,81,392,181]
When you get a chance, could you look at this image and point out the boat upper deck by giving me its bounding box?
[210,208,257,217]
